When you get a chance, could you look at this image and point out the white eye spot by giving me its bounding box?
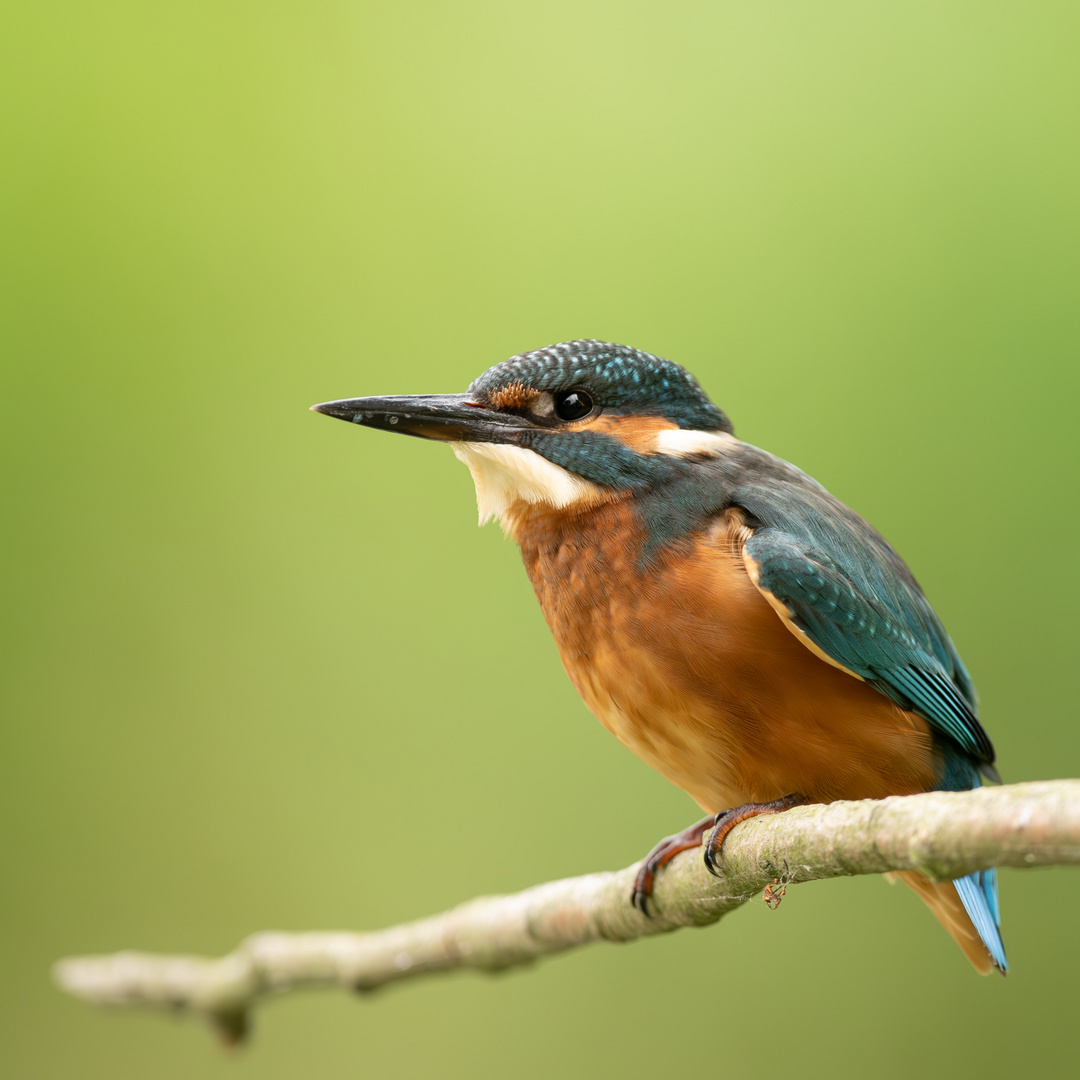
[389,416,398,425]
[653,429,737,459]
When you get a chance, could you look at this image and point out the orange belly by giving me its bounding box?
[512,500,938,814]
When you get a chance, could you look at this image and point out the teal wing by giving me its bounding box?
[741,526,994,766]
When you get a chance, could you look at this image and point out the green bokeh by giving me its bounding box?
[3,2,1079,1076]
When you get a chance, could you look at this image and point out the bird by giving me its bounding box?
[311,339,1006,975]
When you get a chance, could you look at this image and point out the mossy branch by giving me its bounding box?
[54,780,1080,1044]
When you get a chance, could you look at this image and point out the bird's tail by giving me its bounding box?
[892,868,1007,975]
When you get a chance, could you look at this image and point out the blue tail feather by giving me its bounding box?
[954,868,1007,973]
[936,745,1007,973]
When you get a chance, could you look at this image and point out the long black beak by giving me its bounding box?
[310,393,534,443]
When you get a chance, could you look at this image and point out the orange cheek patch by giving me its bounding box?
[586,415,678,454]
[486,381,541,411]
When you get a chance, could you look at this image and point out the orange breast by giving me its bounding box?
[511,500,938,814]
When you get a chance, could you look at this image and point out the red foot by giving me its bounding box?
[630,815,714,916]
[703,793,810,877]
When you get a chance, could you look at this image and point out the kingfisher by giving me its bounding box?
[312,339,1006,974]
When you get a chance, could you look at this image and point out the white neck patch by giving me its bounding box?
[450,442,606,527]
[653,428,738,458]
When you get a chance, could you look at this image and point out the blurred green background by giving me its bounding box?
[3,2,1079,1077]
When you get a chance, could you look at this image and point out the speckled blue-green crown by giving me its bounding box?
[470,340,732,433]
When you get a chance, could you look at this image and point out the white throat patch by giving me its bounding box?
[450,442,606,526]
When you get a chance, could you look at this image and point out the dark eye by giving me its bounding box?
[553,389,594,421]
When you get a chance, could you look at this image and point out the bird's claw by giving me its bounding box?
[630,864,658,917]
[702,821,725,877]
